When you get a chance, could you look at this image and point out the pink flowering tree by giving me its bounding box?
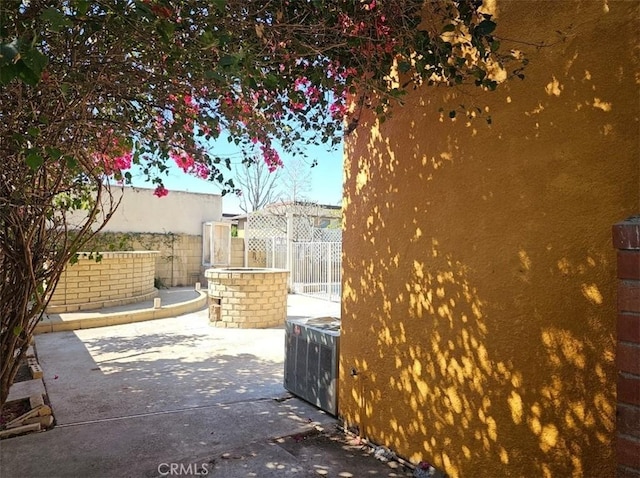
[0,0,524,409]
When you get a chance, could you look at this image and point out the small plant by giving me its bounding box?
[154,277,167,290]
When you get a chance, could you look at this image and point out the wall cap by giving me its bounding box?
[74,251,161,260]
[613,216,640,250]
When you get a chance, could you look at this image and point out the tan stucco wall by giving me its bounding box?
[340,1,639,477]
[96,187,222,235]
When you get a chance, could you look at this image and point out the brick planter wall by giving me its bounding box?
[48,251,159,313]
[612,216,640,477]
[205,268,289,328]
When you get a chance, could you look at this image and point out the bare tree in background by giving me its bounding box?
[280,157,313,205]
[235,159,281,213]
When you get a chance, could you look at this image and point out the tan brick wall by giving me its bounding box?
[152,234,204,287]
[83,232,208,287]
[205,268,288,328]
[48,251,159,312]
[230,237,244,267]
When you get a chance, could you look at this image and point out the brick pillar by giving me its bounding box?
[613,216,640,477]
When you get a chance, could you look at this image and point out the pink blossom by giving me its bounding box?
[113,153,132,171]
[153,185,169,198]
[183,118,194,133]
[170,150,195,172]
[193,163,209,180]
[294,76,309,90]
[260,144,283,172]
[329,100,347,119]
[306,86,321,103]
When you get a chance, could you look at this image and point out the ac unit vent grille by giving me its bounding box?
[284,317,340,415]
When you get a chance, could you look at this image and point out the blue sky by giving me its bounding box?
[129,140,344,214]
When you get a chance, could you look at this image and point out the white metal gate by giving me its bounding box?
[289,242,341,302]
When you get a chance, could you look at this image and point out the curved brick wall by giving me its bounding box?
[205,268,289,328]
[48,251,159,313]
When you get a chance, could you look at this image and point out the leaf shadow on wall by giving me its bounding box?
[338,5,638,475]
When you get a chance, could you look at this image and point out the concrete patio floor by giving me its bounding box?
[0,293,415,477]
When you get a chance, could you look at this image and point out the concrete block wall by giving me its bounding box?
[84,232,207,287]
[613,216,640,477]
[205,268,289,328]
[48,251,159,313]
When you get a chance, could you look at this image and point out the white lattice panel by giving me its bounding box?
[292,216,313,242]
[246,212,287,239]
[320,228,342,242]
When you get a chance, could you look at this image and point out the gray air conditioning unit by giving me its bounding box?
[284,316,340,415]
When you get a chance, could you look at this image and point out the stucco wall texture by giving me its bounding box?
[340,1,639,477]
[98,186,223,235]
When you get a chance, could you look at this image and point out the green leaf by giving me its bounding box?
[398,61,411,74]
[0,63,18,84]
[46,146,62,159]
[205,70,224,81]
[15,62,39,85]
[441,24,455,33]
[13,325,23,336]
[219,55,235,67]
[41,7,73,32]
[475,20,496,36]
[20,48,48,76]
[211,0,226,11]
[65,155,78,169]
[74,0,91,16]
[26,150,44,169]
[157,20,175,43]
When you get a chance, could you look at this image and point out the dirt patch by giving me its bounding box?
[0,398,31,429]
[0,359,32,428]
[0,356,55,439]
[274,429,414,477]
